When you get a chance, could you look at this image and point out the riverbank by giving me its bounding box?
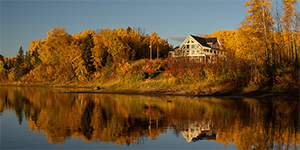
[1,83,298,99]
[2,58,299,100]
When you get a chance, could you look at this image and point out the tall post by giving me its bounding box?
[157,46,159,59]
[150,40,152,60]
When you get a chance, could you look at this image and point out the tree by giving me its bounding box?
[29,39,42,66]
[92,30,108,71]
[282,0,298,65]
[148,32,170,59]
[0,55,6,72]
[81,34,95,74]
[14,46,25,81]
[24,51,32,73]
[237,20,259,81]
[273,1,284,65]
[244,0,275,84]
[32,47,41,66]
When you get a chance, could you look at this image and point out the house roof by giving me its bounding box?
[180,35,221,49]
[190,35,211,48]
[204,38,217,44]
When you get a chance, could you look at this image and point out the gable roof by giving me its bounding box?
[190,35,211,48]
[180,35,221,49]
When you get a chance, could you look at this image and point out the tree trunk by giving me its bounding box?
[262,8,270,75]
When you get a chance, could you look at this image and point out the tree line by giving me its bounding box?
[0,27,171,83]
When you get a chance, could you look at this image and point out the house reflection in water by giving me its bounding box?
[180,120,217,143]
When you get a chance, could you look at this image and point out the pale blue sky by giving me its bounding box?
[1,0,247,57]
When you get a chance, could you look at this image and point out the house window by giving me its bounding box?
[191,40,194,43]
[197,50,200,52]
[191,45,195,49]
[187,40,190,43]
[182,45,186,49]
[186,45,190,49]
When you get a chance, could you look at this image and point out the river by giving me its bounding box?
[0,86,299,149]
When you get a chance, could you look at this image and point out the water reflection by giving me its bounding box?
[179,120,217,143]
[0,86,299,149]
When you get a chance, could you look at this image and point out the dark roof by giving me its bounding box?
[204,38,217,44]
[190,35,211,48]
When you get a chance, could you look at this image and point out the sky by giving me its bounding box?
[1,0,248,57]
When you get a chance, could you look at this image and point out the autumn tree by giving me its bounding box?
[92,30,108,72]
[282,0,298,65]
[273,1,284,65]
[37,27,73,82]
[3,26,173,83]
[38,27,70,65]
[244,0,275,84]
[0,55,7,81]
[148,32,171,59]
[28,39,42,67]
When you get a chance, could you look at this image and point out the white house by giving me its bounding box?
[169,35,227,63]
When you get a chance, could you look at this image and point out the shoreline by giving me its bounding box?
[1,83,299,99]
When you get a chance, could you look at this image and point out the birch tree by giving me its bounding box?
[244,0,274,81]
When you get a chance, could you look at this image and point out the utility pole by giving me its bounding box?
[150,40,152,60]
[157,46,159,59]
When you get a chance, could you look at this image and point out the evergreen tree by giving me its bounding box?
[81,34,95,74]
[24,51,32,73]
[127,26,132,33]
[0,55,6,71]
[14,46,25,81]
[0,55,5,63]
[32,47,41,65]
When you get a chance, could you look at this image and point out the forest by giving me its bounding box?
[0,0,299,94]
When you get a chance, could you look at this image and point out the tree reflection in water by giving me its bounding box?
[0,86,299,149]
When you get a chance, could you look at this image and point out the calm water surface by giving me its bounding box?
[1,86,299,149]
